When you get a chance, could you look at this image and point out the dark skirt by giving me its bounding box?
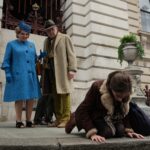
[128,102,150,135]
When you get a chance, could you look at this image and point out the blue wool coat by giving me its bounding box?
[2,39,41,102]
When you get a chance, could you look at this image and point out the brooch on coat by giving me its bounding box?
[29,44,33,48]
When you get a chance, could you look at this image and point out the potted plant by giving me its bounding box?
[117,33,144,65]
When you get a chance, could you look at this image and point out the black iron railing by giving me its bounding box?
[2,0,66,35]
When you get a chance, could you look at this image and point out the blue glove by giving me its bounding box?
[5,68,12,83]
[38,50,47,59]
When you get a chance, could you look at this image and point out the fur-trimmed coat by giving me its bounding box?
[75,80,132,138]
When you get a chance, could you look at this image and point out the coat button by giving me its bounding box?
[27,60,29,63]
[26,50,28,53]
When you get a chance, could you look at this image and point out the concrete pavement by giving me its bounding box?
[0,121,150,150]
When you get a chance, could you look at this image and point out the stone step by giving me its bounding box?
[0,122,150,150]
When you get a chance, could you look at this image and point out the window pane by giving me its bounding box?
[139,0,150,11]
[141,11,150,32]
[139,0,150,32]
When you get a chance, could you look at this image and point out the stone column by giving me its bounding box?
[125,65,150,116]
[126,66,145,99]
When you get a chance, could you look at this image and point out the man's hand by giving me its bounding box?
[68,71,76,80]
[91,134,106,143]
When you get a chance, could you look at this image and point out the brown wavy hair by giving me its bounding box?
[106,70,132,93]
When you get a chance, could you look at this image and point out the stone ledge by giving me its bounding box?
[0,137,150,150]
[0,122,150,150]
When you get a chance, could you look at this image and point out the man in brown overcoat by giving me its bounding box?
[38,19,77,128]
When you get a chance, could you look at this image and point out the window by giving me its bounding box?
[2,0,66,35]
[139,0,150,32]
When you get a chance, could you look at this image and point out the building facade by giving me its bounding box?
[0,0,150,120]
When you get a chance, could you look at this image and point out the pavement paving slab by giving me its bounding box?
[0,121,150,150]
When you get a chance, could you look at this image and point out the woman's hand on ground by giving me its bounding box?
[127,132,144,139]
[91,134,106,143]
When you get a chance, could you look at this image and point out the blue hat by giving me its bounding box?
[18,21,32,33]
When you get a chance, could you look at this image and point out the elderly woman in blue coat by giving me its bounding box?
[1,21,41,128]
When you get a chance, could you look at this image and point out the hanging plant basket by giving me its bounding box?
[123,42,137,64]
[117,33,144,65]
